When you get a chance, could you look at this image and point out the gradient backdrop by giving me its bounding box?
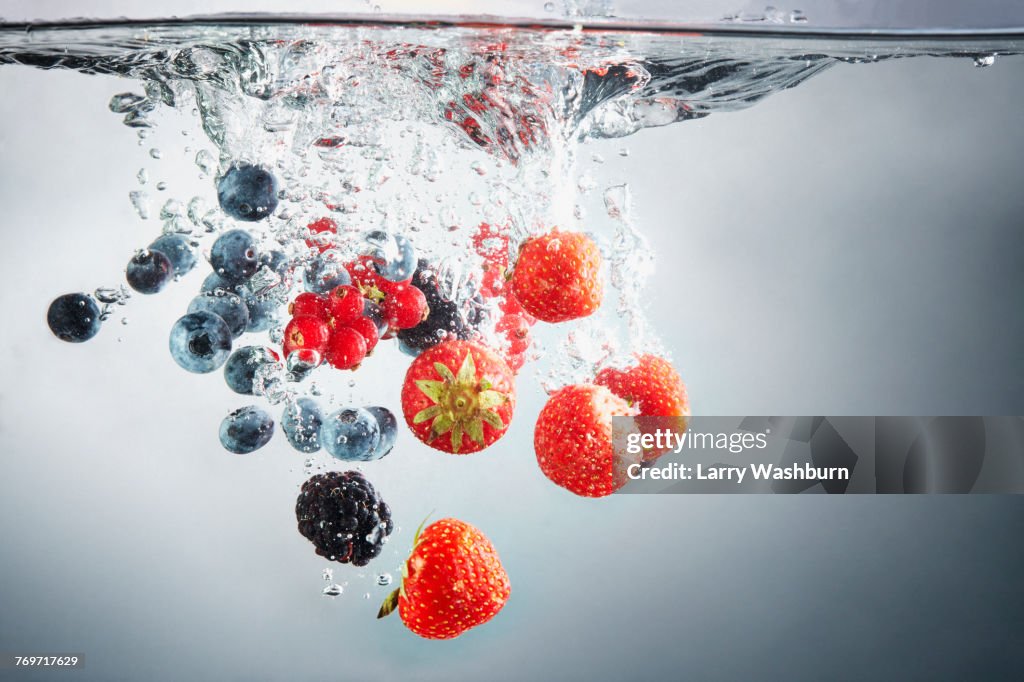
[1,16,1023,682]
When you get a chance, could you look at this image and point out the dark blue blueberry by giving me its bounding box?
[188,292,249,339]
[322,408,381,461]
[169,311,232,373]
[396,337,422,358]
[259,249,292,280]
[303,249,351,294]
[47,293,101,343]
[217,163,279,222]
[365,230,417,282]
[126,249,174,295]
[365,406,398,460]
[201,272,245,295]
[282,398,324,453]
[149,234,197,277]
[219,406,275,454]
[210,229,260,284]
[362,299,388,336]
[242,292,279,333]
[223,345,279,395]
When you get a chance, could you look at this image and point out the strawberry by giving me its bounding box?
[306,217,337,253]
[378,517,510,640]
[534,384,632,497]
[595,354,689,460]
[401,340,514,454]
[509,229,603,323]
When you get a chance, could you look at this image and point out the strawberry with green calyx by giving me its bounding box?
[595,354,690,460]
[400,340,515,454]
[378,517,510,640]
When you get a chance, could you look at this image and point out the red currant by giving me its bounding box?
[326,285,363,328]
[325,327,367,370]
[283,315,330,357]
[348,316,380,354]
[382,284,428,330]
[289,292,329,320]
[306,217,336,253]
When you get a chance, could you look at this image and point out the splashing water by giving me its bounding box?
[2,21,1020,389]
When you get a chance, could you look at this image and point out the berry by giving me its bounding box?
[201,272,245,295]
[365,229,417,282]
[306,217,337,253]
[326,284,363,328]
[217,163,279,222]
[223,346,280,395]
[126,249,173,295]
[348,316,380,354]
[322,407,381,461]
[362,299,388,336]
[149,233,197,277]
[304,249,352,294]
[241,291,279,333]
[289,292,328,320]
[259,249,292,280]
[381,283,428,330]
[509,229,603,323]
[595,354,690,460]
[346,255,405,301]
[295,471,393,566]
[188,292,250,339]
[169,311,233,373]
[281,397,324,453]
[495,313,531,372]
[325,327,367,370]
[534,384,632,497]
[283,315,330,358]
[378,518,510,640]
[47,293,101,343]
[219,405,275,454]
[366,406,398,460]
[400,340,514,454]
[395,260,481,354]
[210,229,260,284]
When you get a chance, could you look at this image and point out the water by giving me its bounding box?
[1,17,1023,681]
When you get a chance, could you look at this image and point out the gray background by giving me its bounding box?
[1,19,1024,682]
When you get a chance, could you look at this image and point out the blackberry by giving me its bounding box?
[295,471,393,566]
[396,259,485,354]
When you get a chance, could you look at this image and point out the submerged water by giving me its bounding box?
[1,18,1023,681]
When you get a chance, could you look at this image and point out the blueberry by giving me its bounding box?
[365,230,417,282]
[219,406,275,454]
[242,292,279,333]
[188,292,249,339]
[304,249,352,294]
[365,406,398,460]
[259,250,291,280]
[217,163,279,222]
[282,398,324,453]
[210,229,260,284]
[149,234,197,277]
[126,249,174,294]
[224,346,279,395]
[322,408,381,461]
[169,311,232,373]
[363,299,388,336]
[201,272,245,295]
[47,293,101,343]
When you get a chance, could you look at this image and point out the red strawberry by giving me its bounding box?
[325,327,367,370]
[283,315,330,358]
[534,384,632,497]
[306,217,337,253]
[378,517,510,640]
[401,340,514,454]
[595,354,690,460]
[509,229,603,323]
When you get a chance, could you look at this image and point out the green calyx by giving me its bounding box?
[412,350,508,453]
